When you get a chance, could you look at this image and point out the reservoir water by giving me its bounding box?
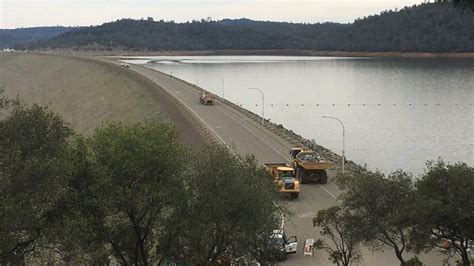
[124,56,474,175]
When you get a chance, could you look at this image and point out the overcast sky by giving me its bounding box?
[1,0,424,29]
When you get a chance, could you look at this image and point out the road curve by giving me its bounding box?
[115,61,445,266]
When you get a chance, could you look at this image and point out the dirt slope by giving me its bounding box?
[0,52,206,147]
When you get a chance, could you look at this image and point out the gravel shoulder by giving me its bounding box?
[0,52,207,147]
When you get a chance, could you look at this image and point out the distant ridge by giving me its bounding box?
[0,27,72,49]
[218,18,261,26]
[22,4,474,52]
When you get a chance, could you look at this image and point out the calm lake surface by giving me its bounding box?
[124,56,474,175]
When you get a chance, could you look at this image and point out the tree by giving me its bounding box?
[313,206,362,266]
[46,122,188,264]
[21,4,474,53]
[173,146,281,264]
[0,89,7,109]
[0,102,72,264]
[411,160,474,266]
[45,136,110,264]
[336,170,418,265]
[83,122,186,265]
[1,98,286,264]
[455,0,474,9]
[0,89,18,112]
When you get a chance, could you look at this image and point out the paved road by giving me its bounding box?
[119,62,446,266]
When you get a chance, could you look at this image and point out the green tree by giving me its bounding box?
[0,102,72,264]
[47,122,188,264]
[0,100,285,264]
[85,122,186,265]
[411,160,474,266]
[0,89,7,109]
[336,170,418,265]
[313,206,362,266]
[45,136,110,264]
[174,146,281,264]
[456,0,474,9]
[405,256,424,266]
[27,4,474,53]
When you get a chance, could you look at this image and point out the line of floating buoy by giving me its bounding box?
[242,103,472,107]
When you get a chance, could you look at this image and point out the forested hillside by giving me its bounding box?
[0,27,71,49]
[31,3,474,52]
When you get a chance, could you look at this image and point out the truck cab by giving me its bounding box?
[263,164,300,198]
[199,91,214,105]
[276,166,299,197]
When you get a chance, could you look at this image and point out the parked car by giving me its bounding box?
[267,230,298,261]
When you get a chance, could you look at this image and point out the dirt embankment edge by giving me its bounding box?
[1,52,209,148]
[81,55,211,148]
[51,53,362,173]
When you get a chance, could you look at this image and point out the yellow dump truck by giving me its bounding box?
[263,163,300,198]
[290,148,332,184]
[199,91,214,105]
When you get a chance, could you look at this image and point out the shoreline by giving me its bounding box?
[107,49,474,58]
[145,62,363,173]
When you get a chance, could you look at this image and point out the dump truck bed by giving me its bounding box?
[295,151,331,170]
[263,163,292,176]
[264,163,292,170]
[291,150,331,184]
[297,161,332,170]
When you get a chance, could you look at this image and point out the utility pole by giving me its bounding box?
[322,116,345,174]
[249,88,265,125]
[216,75,225,99]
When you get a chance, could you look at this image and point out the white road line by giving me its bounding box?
[318,185,340,201]
[132,66,243,160]
[218,106,290,161]
[274,202,285,229]
[161,75,247,163]
[219,104,340,202]
[133,64,340,202]
[165,86,226,145]
[140,71,290,228]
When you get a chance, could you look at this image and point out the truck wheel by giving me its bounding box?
[299,168,307,184]
[300,174,307,184]
[319,170,328,184]
[320,176,328,184]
